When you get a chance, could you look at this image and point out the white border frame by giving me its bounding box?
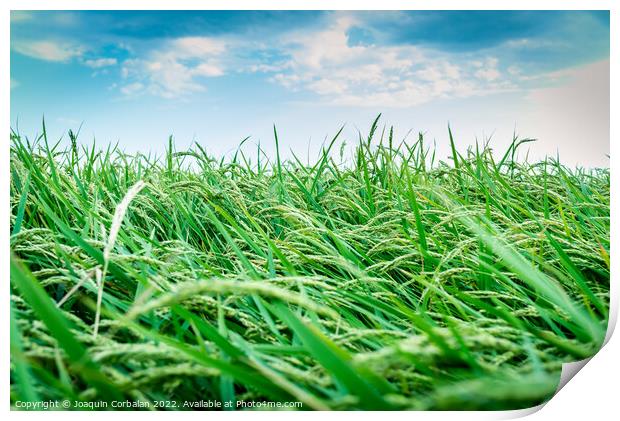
[3,2,616,420]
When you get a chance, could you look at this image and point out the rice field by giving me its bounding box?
[9,118,610,410]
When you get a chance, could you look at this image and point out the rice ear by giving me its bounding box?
[103,180,147,262]
[95,180,147,338]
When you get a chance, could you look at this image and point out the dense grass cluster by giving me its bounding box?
[10,119,610,410]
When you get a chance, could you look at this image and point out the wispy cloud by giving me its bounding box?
[120,82,145,96]
[119,37,226,98]
[473,58,501,82]
[11,10,607,111]
[113,15,518,106]
[84,57,118,68]
[263,16,516,107]
[12,40,84,62]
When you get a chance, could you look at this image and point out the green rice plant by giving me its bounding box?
[9,118,609,410]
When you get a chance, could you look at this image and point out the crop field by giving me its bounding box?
[9,119,610,410]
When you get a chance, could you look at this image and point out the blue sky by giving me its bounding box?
[10,10,610,166]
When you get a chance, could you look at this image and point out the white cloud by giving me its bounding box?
[84,57,118,68]
[120,82,145,96]
[507,65,521,76]
[109,13,547,107]
[172,37,226,57]
[474,57,501,81]
[503,38,563,50]
[12,40,84,62]
[475,68,501,82]
[119,36,226,98]
[248,63,290,73]
[263,17,516,108]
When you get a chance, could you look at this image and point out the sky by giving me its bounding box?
[10,10,610,167]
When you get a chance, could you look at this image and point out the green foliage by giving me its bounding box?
[9,119,609,410]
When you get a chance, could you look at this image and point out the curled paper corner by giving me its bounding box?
[555,357,593,394]
[603,297,618,346]
[494,355,597,419]
[540,301,619,409]
[496,402,546,419]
